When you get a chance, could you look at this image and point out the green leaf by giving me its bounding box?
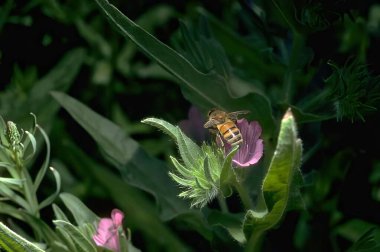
[0,183,29,211]
[19,212,63,250]
[52,204,70,222]
[142,117,201,169]
[0,222,44,252]
[52,92,188,221]
[93,0,275,137]
[59,193,98,226]
[59,141,189,251]
[348,227,380,252]
[219,145,239,189]
[0,48,85,126]
[38,167,61,210]
[53,220,97,252]
[33,124,52,192]
[0,177,24,186]
[208,210,246,244]
[243,109,303,250]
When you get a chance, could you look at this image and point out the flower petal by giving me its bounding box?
[111,209,124,227]
[232,119,264,168]
[93,218,114,246]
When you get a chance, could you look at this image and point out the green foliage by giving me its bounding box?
[143,118,240,207]
[0,222,44,252]
[243,109,303,251]
[1,0,380,251]
[52,92,187,221]
[326,60,380,122]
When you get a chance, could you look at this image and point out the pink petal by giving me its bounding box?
[111,209,124,227]
[231,119,264,168]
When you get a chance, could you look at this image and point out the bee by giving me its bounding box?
[204,109,249,146]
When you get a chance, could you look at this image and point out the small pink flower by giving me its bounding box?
[224,119,264,167]
[93,209,124,252]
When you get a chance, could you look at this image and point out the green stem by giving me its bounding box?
[234,180,253,210]
[245,230,265,252]
[18,161,39,217]
[217,194,229,213]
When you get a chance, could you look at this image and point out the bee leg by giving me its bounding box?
[216,133,224,147]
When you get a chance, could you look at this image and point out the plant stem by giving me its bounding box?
[19,162,39,217]
[245,230,265,252]
[234,180,253,210]
[217,193,229,213]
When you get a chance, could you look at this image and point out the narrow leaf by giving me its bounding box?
[52,204,70,222]
[0,222,44,252]
[38,167,61,210]
[53,220,97,252]
[0,177,23,186]
[33,124,51,191]
[59,193,98,226]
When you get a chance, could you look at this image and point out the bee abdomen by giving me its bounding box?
[219,123,243,146]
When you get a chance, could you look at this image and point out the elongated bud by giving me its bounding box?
[6,121,21,146]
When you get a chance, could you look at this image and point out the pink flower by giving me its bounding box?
[93,209,124,252]
[224,119,264,167]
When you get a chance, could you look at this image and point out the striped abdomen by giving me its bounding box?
[217,120,243,146]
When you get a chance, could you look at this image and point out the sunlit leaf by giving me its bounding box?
[0,222,44,252]
[243,109,304,250]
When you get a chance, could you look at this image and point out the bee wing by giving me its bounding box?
[204,119,219,128]
[227,110,250,120]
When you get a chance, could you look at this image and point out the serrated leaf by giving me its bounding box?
[0,222,44,252]
[53,220,97,252]
[243,109,304,248]
[59,193,98,226]
[142,117,201,169]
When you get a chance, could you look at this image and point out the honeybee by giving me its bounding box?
[204,109,249,146]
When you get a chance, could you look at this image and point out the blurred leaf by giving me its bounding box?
[53,220,97,252]
[93,0,275,137]
[201,9,284,81]
[52,92,188,220]
[0,222,44,252]
[0,48,85,126]
[59,193,98,226]
[19,212,64,250]
[348,227,380,252]
[60,140,189,251]
[38,167,61,210]
[208,210,246,244]
[52,204,70,222]
[243,109,303,250]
